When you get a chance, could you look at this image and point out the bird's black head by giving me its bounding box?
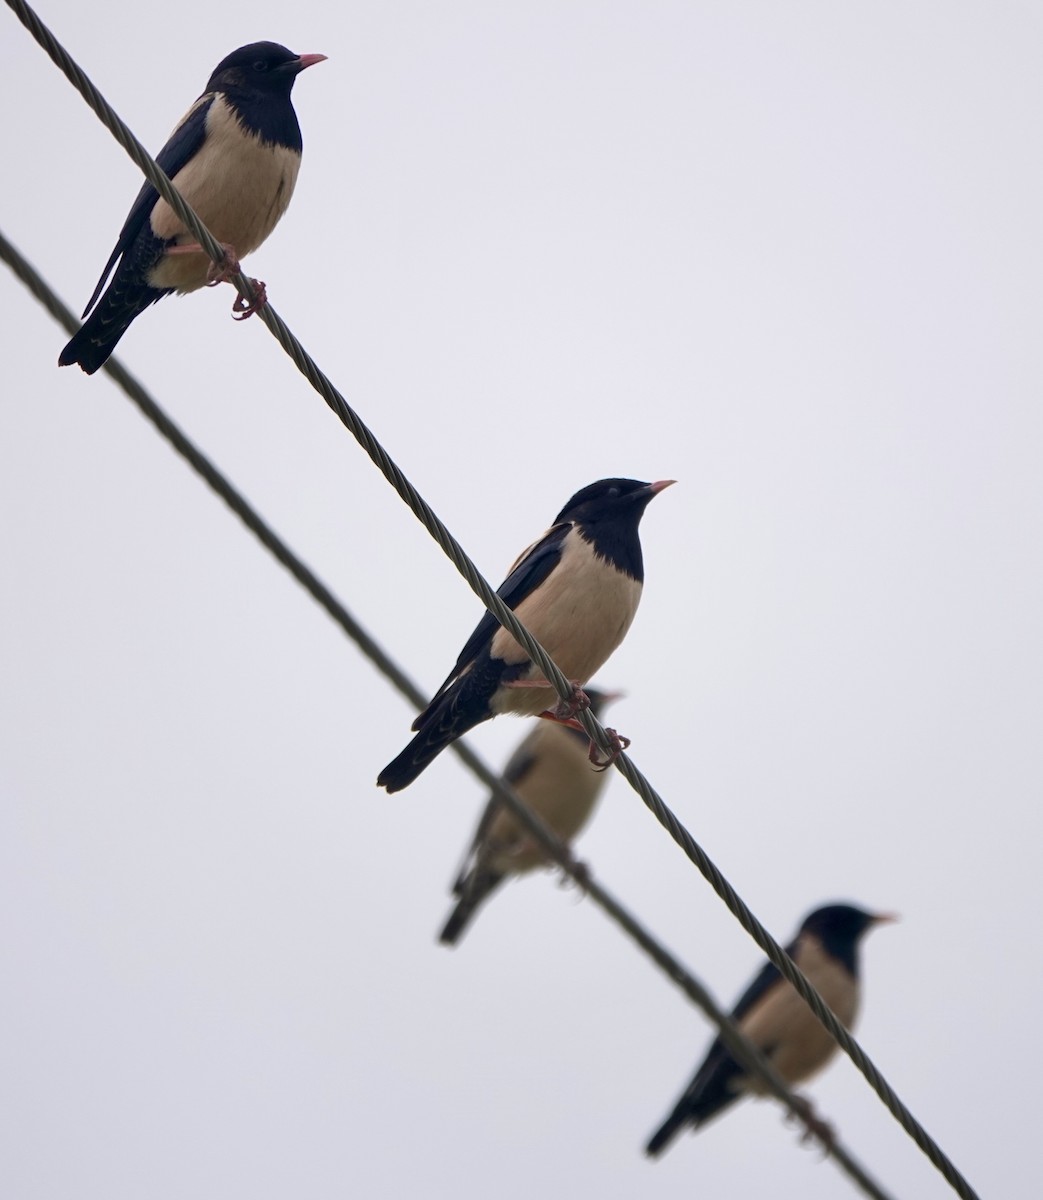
[205,42,326,148]
[555,478,674,580]
[799,903,894,976]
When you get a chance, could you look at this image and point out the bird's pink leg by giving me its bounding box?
[164,242,267,318]
[536,711,586,732]
[163,240,238,274]
[502,678,591,717]
[163,241,211,258]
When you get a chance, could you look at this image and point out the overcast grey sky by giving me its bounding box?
[2,3,1040,1197]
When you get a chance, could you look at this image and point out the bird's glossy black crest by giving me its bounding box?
[799,903,880,976]
[554,478,653,523]
[556,478,663,580]
[208,41,301,89]
[205,42,308,149]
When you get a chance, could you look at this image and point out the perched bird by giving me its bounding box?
[439,687,620,946]
[59,41,325,373]
[377,478,673,793]
[645,903,894,1157]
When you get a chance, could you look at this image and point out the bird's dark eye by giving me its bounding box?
[252,60,270,72]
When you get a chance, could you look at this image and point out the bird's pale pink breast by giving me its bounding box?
[489,533,642,715]
[148,96,301,292]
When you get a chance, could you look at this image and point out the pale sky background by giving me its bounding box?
[2,3,1040,1198]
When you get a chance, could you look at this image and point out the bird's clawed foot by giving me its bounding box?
[199,242,242,285]
[230,279,267,320]
[589,727,630,771]
[787,1096,835,1152]
[536,682,592,721]
[524,682,629,769]
[172,242,268,318]
[554,683,591,718]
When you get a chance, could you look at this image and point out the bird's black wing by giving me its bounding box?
[645,935,802,1153]
[730,951,788,1022]
[424,522,572,709]
[694,933,798,1064]
[689,959,784,1086]
[81,94,216,317]
[450,740,540,895]
[502,742,540,790]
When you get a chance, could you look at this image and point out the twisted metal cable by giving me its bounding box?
[2,225,896,1200]
[5,0,261,309]
[3,7,981,1197]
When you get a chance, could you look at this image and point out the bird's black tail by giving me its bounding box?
[438,868,506,946]
[646,1062,741,1157]
[59,283,168,374]
[377,722,459,793]
[645,1106,690,1158]
[377,679,495,793]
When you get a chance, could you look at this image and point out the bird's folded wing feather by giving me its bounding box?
[451,742,540,894]
[691,935,799,1070]
[82,94,216,317]
[730,948,792,1023]
[432,522,572,696]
